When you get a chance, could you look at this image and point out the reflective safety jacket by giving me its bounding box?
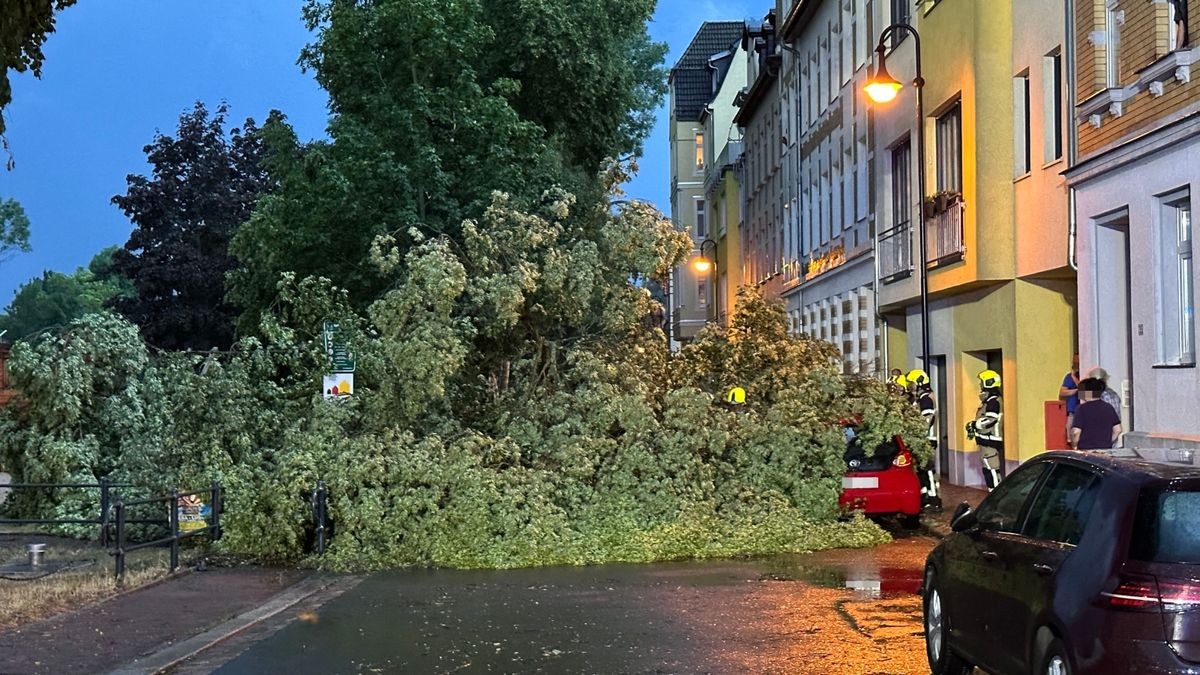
[975,394,1003,442]
[916,392,937,442]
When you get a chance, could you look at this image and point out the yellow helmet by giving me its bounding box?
[890,373,909,389]
[978,369,1002,389]
[726,386,746,405]
[906,369,930,387]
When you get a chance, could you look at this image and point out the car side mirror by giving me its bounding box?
[951,502,977,532]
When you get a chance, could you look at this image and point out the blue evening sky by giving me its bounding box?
[0,0,760,305]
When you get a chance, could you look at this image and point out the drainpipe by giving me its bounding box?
[1065,0,1079,271]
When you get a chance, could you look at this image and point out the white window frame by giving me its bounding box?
[1042,49,1063,164]
[1157,189,1195,366]
[936,102,963,194]
[1105,1,1122,88]
[694,131,706,175]
[1014,72,1031,177]
[695,197,707,239]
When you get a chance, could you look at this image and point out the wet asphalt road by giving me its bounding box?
[208,534,936,675]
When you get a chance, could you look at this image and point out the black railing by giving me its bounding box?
[312,480,329,555]
[877,224,913,282]
[0,479,134,546]
[112,482,222,581]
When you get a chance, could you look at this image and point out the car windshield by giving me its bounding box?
[844,432,900,472]
[1131,489,1200,564]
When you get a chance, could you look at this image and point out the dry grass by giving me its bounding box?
[0,532,186,630]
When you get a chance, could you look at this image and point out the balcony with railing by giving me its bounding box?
[877,223,912,283]
[925,192,965,267]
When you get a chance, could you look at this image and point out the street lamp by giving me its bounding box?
[865,24,931,371]
[691,239,717,275]
[691,239,717,321]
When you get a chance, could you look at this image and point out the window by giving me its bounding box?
[1169,0,1190,52]
[975,462,1049,534]
[936,102,962,194]
[890,0,911,47]
[697,278,708,309]
[1105,1,1121,88]
[1158,191,1194,365]
[694,132,705,174]
[892,139,912,228]
[1131,489,1200,563]
[695,198,707,239]
[1013,73,1031,177]
[1023,464,1100,545]
[1042,50,1063,163]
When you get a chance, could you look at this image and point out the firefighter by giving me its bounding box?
[967,369,1004,491]
[888,372,910,399]
[907,369,942,510]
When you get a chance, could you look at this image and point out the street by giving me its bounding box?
[193,534,935,674]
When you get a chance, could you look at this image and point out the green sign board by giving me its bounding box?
[322,321,356,373]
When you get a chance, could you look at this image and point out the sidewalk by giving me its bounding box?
[0,567,305,675]
[920,482,989,538]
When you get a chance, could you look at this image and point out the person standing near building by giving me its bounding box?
[1059,354,1081,437]
[968,370,1004,491]
[1071,378,1123,450]
[907,369,942,511]
[1085,367,1122,416]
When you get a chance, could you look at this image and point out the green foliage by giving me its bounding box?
[0,247,133,340]
[0,197,32,263]
[229,0,668,333]
[0,1,912,570]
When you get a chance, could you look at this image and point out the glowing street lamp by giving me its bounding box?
[864,57,903,103]
[864,23,931,372]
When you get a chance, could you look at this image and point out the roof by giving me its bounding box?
[1038,451,1200,484]
[670,21,745,122]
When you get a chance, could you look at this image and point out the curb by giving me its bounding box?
[918,514,951,540]
[104,574,343,675]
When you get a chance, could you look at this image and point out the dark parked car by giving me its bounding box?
[922,451,1200,675]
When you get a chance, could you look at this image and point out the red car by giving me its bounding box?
[839,427,923,528]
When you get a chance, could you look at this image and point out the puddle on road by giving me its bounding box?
[756,561,923,600]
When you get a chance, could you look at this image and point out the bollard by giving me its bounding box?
[99,477,111,548]
[27,543,46,567]
[114,501,126,582]
[169,490,180,573]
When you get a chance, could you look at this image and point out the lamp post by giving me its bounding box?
[865,24,930,371]
[691,239,717,322]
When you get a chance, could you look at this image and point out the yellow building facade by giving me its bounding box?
[874,0,1076,486]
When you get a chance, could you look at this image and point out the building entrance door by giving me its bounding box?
[930,356,950,478]
[1096,215,1134,431]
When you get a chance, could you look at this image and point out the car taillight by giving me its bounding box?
[1103,574,1162,611]
[892,451,913,468]
[1159,579,1200,613]
[1102,574,1200,613]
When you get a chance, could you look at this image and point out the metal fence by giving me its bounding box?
[0,479,134,546]
[112,482,222,581]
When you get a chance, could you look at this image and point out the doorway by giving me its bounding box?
[1095,214,1134,431]
[930,355,950,478]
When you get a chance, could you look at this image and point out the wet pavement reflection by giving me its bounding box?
[209,535,936,674]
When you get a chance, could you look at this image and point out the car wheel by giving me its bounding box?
[924,569,973,675]
[901,513,921,530]
[1039,638,1072,675]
